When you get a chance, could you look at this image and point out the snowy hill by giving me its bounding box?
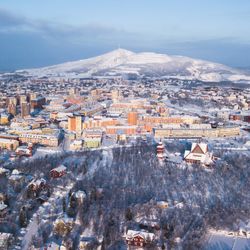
[21,49,250,82]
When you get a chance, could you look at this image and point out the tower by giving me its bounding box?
[68,115,83,133]
[21,103,30,118]
[128,112,138,125]
[8,103,17,116]
[157,141,165,161]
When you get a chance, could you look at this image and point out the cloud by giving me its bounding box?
[0,8,29,30]
[0,8,250,71]
[0,8,132,42]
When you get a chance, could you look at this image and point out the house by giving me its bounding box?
[83,137,102,148]
[15,145,32,157]
[28,178,46,192]
[74,190,87,204]
[0,167,10,177]
[125,230,155,247]
[184,142,213,165]
[53,217,74,237]
[0,201,8,219]
[0,233,13,250]
[79,236,97,249]
[50,165,67,179]
[8,169,25,188]
[156,201,169,209]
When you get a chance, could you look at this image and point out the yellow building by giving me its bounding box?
[84,137,102,148]
[0,114,9,125]
[154,126,240,139]
[0,138,19,150]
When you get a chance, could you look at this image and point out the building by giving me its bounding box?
[8,103,17,116]
[0,113,9,125]
[84,137,102,148]
[69,140,83,151]
[50,165,67,178]
[0,138,19,150]
[184,143,213,165]
[0,201,8,219]
[68,115,83,133]
[18,131,59,147]
[128,112,138,125]
[153,126,240,139]
[19,94,27,104]
[156,141,165,160]
[83,129,103,138]
[29,93,37,102]
[125,230,155,247]
[21,102,30,118]
[16,145,32,157]
[9,169,25,188]
[79,236,97,249]
[0,233,13,249]
[53,217,74,237]
[27,178,46,192]
[82,117,119,129]
[111,89,120,102]
[30,96,46,110]
[7,96,17,106]
[106,125,138,135]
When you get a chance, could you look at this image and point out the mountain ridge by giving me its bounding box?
[18,49,250,83]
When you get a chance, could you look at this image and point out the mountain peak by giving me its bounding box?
[104,48,134,57]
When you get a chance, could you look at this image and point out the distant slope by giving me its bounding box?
[19,49,250,82]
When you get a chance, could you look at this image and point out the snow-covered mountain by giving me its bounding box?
[21,49,250,82]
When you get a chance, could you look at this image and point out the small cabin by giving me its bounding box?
[16,145,32,157]
[0,167,10,177]
[8,169,25,188]
[0,201,8,219]
[50,165,67,179]
[125,230,155,247]
[79,236,97,249]
[28,178,46,192]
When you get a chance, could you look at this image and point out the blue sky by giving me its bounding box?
[0,0,250,70]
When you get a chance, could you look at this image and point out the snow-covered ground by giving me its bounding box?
[205,230,250,250]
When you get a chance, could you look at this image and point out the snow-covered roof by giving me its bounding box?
[51,165,66,172]
[184,150,206,162]
[126,230,155,242]
[11,169,20,175]
[74,190,87,199]
[0,201,7,211]
[191,143,208,154]
[0,167,10,175]
[29,178,46,187]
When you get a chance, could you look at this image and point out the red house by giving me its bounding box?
[125,230,155,247]
[50,165,67,179]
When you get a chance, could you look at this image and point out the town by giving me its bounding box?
[0,73,250,249]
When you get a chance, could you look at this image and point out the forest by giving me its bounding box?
[0,142,249,249]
